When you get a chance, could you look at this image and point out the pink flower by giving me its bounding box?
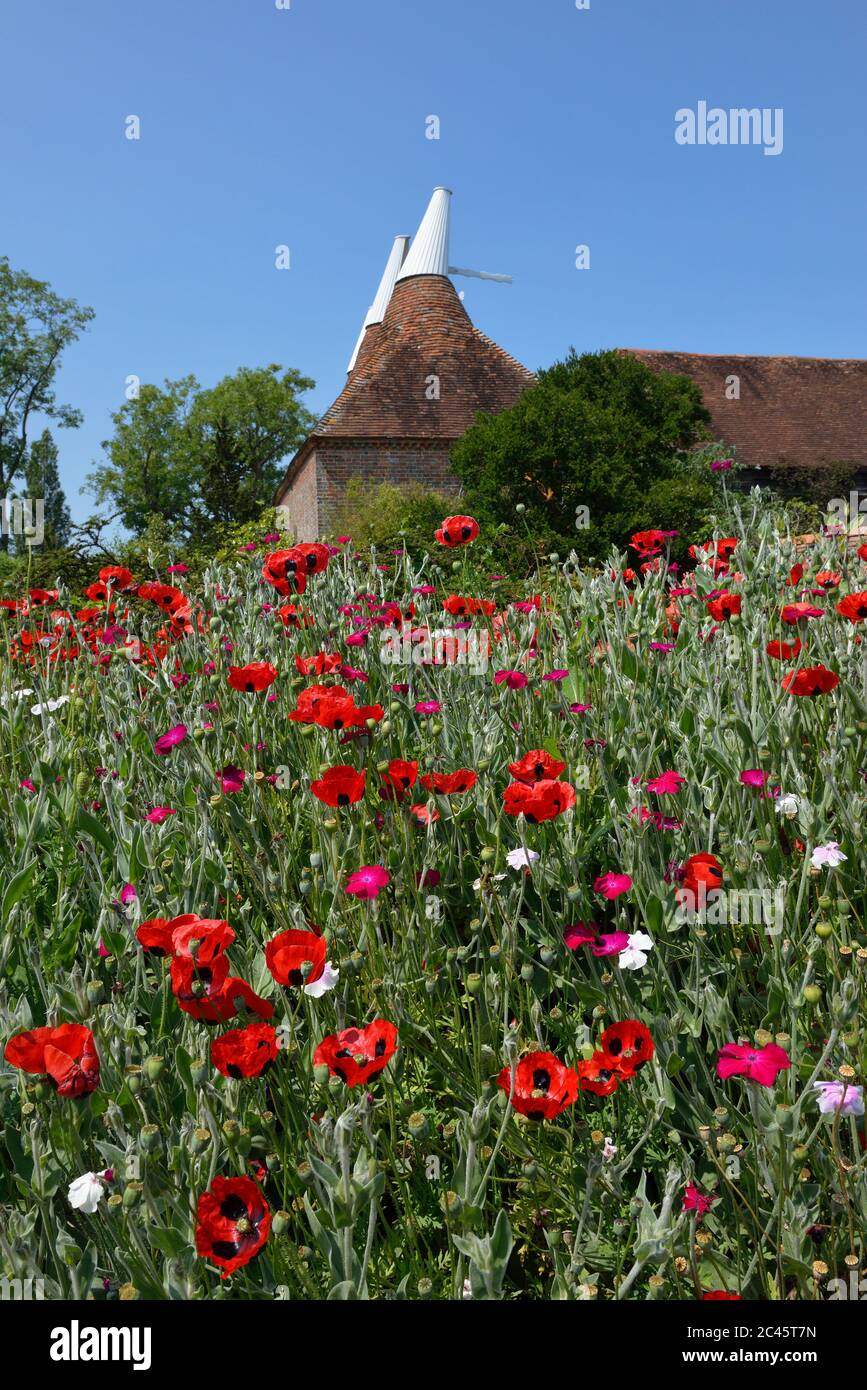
[647,770,685,795]
[345,865,390,900]
[219,765,246,794]
[593,872,632,900]
[649,641,675,652]
[717,1042,791,1087]
[19,779,36,793]
[153,724,188,756]
[120,883,137,905]
[569,702,592,714]
[710,458,733,472]
[739,769,767,788]
[542,669,569,682]
[145,807,176,824]
[563,923,597,950]
[414,700,442,715]
[494,670,529,689]
[682,1183,716,1218]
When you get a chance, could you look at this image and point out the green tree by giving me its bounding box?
[22,428,71,550]
[88,365,316,543]
[0,255,93,548]
[450,349,715,561]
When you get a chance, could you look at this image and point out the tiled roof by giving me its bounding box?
[621,350,867,471]
[315,274,533,440]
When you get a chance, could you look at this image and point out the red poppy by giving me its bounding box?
[629,530,667,558]
[681,852,724,899]
[288,683,383,731]
[498,1050,578,1118]
[781,664,839,697]
[211,1023,279,1079]
[766,636,802,661]
[701,1291,742,1300]
[419,769,478,795]
[780,602,824,623]
[295,651,342,677]
[576,1052,622,1097]
[837,592,867,624]
[227,662,278,693]
[265,928,327,989]
[313,1020,398,1087]
[170,956,273,1024]
[706,592,741,622]
[195,1175,271,1278]
[859,544,867,563]
[137,582,189,617]
[441,594,496,617]
[310,764,366,807]
[508,749,567,785]
[815,570,841,590]
[502,778,576,823]
[136,914,234,962]
[262,550,308,597]
[378,758,419,801]
[409,803,439,825]
[99,566,137,592]
[135,917,176,956]
[170,915,236,962]
[4,1023,100,1098]
[293,542,332,575]
[600,1020,655,1074]
[435,514,479,547]
[786,563,804,587]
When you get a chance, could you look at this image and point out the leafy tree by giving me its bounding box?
[450,349,716,561]
[0,256,93,548]
[88,365,316,543]
[22,428,71,550]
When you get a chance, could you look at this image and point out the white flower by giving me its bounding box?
[472,873,506,891]
[30,695,69,716]
[68,1171,106,1214]
[810,841,847,869]
[0,687,34,706]
[506,847,540,870]
[602,1137,618,1162]
[304,960,339,998]
[618,931,654,971]
[775,793,800,820]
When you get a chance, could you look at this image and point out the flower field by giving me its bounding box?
[1,500,866,1303]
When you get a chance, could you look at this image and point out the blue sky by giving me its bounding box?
[2,0,865,521]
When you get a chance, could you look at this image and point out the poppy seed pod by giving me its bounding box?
[136,1123,161,1155]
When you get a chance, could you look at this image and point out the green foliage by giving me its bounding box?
[87,365,316,544]
[22,429,71,550]
[0,255,93,515]
[450,348,720,561]
[328,478,457,551]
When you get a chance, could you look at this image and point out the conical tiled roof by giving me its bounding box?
[317,273,533,439]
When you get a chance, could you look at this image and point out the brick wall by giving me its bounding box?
[277,438,461,540]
